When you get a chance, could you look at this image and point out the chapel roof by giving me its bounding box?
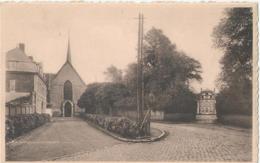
[51,38,86,86]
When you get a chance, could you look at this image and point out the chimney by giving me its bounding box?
[18,43,25,52]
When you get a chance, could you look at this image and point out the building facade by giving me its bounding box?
[196,89,217,122]
[45,40,86,117]
[6,43,47,116]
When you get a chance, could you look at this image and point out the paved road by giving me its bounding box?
[6,117,252,161]
[6,117,120,161]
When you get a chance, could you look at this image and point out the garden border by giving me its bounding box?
[83,119,167,143]
[6,122,52,145]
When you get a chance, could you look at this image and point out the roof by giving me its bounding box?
[6,47,42,74]
[53,61,87,86]
[51,39,86,86]
[6,48,32,62]
[66,38,72,64]
[6,92,30,103]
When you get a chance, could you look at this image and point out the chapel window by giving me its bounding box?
[64,80,73,101]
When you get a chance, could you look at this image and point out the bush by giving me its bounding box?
[82,114,141,138]
[5,113,50,141]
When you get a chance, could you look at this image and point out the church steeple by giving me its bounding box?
[66,36,72,64]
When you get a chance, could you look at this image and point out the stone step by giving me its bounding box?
[196,115,217,124]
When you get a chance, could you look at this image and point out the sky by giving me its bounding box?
[2,3,228,93]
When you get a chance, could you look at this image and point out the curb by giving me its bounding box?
[84,119,167,143]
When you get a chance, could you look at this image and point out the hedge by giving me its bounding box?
[6,113,51,141]
[82,114,142,139]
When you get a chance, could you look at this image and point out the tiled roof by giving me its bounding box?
[6,47,43,74]
[6,48,31,62]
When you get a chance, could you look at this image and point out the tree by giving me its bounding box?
[213,8,252,88]
[213,8,253,116]
[123,63,138,96]
[95,83,129,115]
[143,28,202,93]
[104,65,123,83]
[80,27,203,119]
[78,82,129,115]
[121,27,202,114]
[77,83,101,113]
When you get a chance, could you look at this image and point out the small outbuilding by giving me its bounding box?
[196,89,217,123]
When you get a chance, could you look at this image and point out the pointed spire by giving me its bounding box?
[66,31,72,64]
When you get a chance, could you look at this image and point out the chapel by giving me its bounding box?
[45,39,86,117]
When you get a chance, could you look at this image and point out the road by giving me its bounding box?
[6,117,252,161]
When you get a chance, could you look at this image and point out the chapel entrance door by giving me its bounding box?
[64,102,72,117]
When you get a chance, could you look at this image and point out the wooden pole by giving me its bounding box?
[136,13,149,136]
[137,13,141,126]
[141,14,144,121]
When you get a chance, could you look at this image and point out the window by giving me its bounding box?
[64,80,73,101]
[10,80,16,92]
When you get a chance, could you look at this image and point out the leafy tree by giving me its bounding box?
[122,28,202,114]
[143,28,202,93]
[77,83,101,113]
[95,83,129,115]
[104,65,123,83]
[213,8,252,88]
[123,63,138,95]
[78,82,129,115]
[213,8,253,116]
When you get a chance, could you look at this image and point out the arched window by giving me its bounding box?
[64,80,73,101]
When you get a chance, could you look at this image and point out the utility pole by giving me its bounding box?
[141,14,145,126]
[137,13,145,134]
[137,14,151,136]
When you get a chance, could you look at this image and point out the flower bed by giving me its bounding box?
[82,114,141,139]
[6,113,51,141]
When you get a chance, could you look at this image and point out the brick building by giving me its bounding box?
[45,40,86,117]
[5,43,47,116]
